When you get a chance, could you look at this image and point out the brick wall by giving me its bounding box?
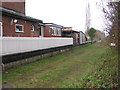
[2,1,25,15]
[44,25,61,37]
[2,15,40,37]
[73,32,80,45]
[44,25,52,37]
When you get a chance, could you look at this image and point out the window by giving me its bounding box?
[57,28,61,36]
[39,25,41,36]
[51,27,60,36]
[56,29,59,35]
[51,29,54,35]
[31,24,35,31]
[38,25,43,36]
[51,27,55,35]
[53,27,56,35]
[15,24,24,32]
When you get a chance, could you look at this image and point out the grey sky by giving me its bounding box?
[25,0,104,32]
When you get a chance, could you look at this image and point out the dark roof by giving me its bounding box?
[63,27,72,29]
[62,27,80,33]
[0,6,43,23]
[44,23,64,28]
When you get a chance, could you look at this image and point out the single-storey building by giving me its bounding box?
[80,31,86,44]
[62,27,80,45]
[43,23,63,37]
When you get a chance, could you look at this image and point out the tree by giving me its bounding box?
[85,36,88,41]
[97,1,120,49]
[87,27,96,43]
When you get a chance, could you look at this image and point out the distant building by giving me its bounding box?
[94,30,105,41]
[62,27,73,37]
[62,27,80,44]
[85,29,105,41]
[62,27,86,45]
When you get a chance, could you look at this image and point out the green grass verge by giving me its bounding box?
[77,47,118,88]
[2,43,118,88]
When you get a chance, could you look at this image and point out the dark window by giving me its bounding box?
[38,25,41,36]
[15,24,24,32]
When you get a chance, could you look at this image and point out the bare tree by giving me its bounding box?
[97,1,119,49]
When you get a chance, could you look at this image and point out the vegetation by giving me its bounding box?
[98,1,120,49]
[79,42,118,88]
[2,42,118,88]
[87,27,96,43]
[85,36,88,41]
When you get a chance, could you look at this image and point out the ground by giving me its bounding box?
[2,43,118,88]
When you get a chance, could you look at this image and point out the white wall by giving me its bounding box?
[82,34,86,44]
[1,37,73,56]
[80,32,83,44]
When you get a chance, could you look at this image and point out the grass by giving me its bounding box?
[2,43,118,88]
[79,47,118,88]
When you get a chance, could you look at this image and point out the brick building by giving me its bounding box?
[94,30,105,41]
[1,0,25,15]
[0,0,44,37]
[43,23,63,37]
[62,27,80,45]
[80,31,86,44]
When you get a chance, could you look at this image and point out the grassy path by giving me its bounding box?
[3,44,107,88]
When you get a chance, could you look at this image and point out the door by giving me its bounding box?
[39,25,44,37]
[41,26,44,37]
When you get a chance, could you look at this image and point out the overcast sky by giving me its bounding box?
[26,0,104,33]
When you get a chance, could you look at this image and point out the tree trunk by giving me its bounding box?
[91,38,93,44]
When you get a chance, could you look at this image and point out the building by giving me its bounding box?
[94,30,105,41]
[62,27,73,37]
[62,27,80,45]
[80,31,86,44]
[0,0,74,65]
[43,23,63,37]
[62,27,86,45]
[0,0,44,37]
[1,0,25,15]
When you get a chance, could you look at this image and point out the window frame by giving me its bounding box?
[31,24,35,32]
[15,24,24,33]
[51,27,55,35]
[57,28,61,36]
[54,27,56,35]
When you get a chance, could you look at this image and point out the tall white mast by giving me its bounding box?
[85,2,91,31]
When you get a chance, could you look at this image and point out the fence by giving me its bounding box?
[1,37,73,56]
